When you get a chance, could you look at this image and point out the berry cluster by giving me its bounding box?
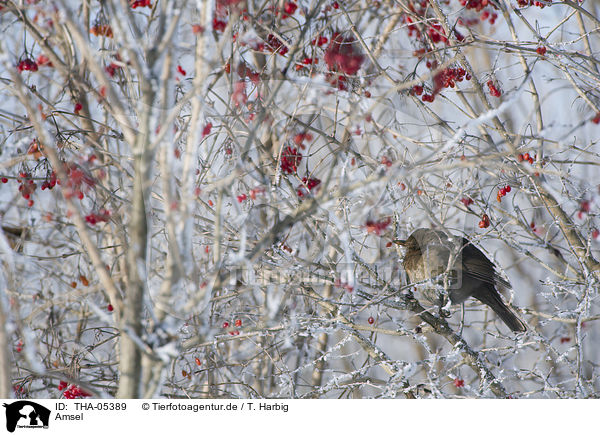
[427,22,448,44]
[577,200,590,220]
[365,217,391,235]
[376,156,390,168]
[280,146,302,174]
[212,0,245,32]
[458,0,493,12]
[480,10,498,24]
[311,36,329,47]
[479,213,490,228]
[405,16,421,39]
[433,67,468,93]
[85,209,111,225]
[236,63,260,84]
[40,171,57,190]
[487,80,501,97]
[131,0,152,7]
[266,34,289,56]
[517,152,535,164]
[295,55,318,71]
[90,24,113,38]
[27,139,43,158]
[282,1,298,17]
[496,185,511,202]
[293,132,313,148]
[324,33,365,75]
[517,0,551,7]
[61,163,96,200]
[17,172,37,207]
[16,54,53,72]
[17,58,38,72]
[213,17,227,31]
[236,187,265,203]
[58,381,91,399]
[413,67,471,103]
[222,319,242,336]
[297,177,321,197]
[202,122,212,138]
[37,54,53,67]
[105,62,122,77]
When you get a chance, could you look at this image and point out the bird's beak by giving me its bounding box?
[393,239,406,246]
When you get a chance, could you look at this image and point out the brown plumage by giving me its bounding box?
[395,228,526,332]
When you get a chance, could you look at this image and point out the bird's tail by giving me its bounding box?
[475,289,527,332]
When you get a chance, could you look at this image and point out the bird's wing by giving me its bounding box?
[460,239,510,288]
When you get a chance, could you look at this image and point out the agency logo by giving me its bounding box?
[3,401,50,432]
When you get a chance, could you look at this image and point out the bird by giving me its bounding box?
[394,228,526,332]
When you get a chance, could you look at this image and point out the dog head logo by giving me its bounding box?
[3,401,50,432]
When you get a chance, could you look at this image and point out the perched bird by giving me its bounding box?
[1,225,29,253]
[394,228,526,332]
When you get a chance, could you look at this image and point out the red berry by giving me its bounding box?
[222,321,230,328]
[454,379,465,388]
[195,357,202,366]
[107,304,114,312]
[234,319,242,327]
[284,2,298,14]
[1,178,7,183]
[367,316,375,324]
[505,185,511,193]
[479,214,490,229]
